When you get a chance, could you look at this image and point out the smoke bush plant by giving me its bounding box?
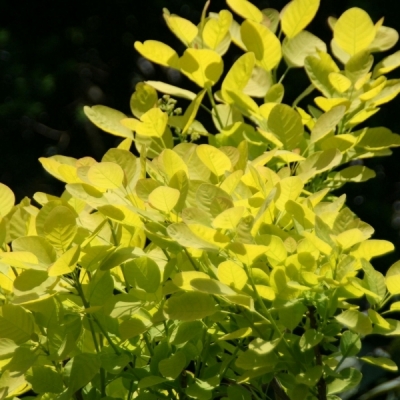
[2,0,400,399]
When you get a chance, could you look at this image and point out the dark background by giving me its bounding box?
[1,0,400,398]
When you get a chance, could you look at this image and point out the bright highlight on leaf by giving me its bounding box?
[88,162,124,189]
[134,40,179,68]
[0,183,15,217]
[226,0,263,22]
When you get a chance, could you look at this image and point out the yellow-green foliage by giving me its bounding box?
[1,1,400,399]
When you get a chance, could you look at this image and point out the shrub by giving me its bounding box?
[1,0,400,399]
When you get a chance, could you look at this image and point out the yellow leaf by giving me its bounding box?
[281,0,320,39]
[84,105,133,139]
[0,183,15,218]
[217,260,248,290]
[145,80,196,101]
[334,8,375,56]
[226,0,263,22]
[148,186,180,213]
[135,108,168,138]
[274,177,304,212]
[48,246,80,277]
[203,10,232,51]
[328,72,352,93]
[213,207,245,230]
[241,20,281,71]
[87,163,124,189]
[196,145,232,176]
[179,49,224,88]
[163,12,198,47]
[134,40,179,68]
[314,97,350,112]
[386,261,400,295]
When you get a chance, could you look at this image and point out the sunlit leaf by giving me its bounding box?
[334,8,375,56]
[281,0,320,39]
[48,245,80,277]
[148,186,180,213]
[87,162,124,189]
[386,261,400,295]
[83,105,133,139]
[196,144,232,176]
[226,0,263,22]
[134,40,179,68]
[163,11,198,47]
[283,30,327,68]
[0,183,15,218]
[145,80,196,100]
[179,49,223,88]
[241,19,281,71]
[361,356,398,371]
[335,309,372,335]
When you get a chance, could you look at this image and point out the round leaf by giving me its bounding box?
[87,162,124,189]
[164,292,216,321]
[334,8,375,56]
[148,186,180,213]
[130,82,158,119]
[83,105,133,139]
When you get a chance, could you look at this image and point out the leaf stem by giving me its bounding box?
[292,84,315,108]
[206,87,224,129]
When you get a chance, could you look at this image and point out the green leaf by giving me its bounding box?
[304,53,339,97]
[340,331,361,357]
[0,338,18,357]
[241,19,281,71]
[148,186,180,213]
[268,104,303,150]
[130,82,158,119]
[296,366,323,387]
[87,270,114,306]
[119,316,152,340]
[0,304,34,344]
[43,206,77,251]
[145,80,196,101]
[335,309,372,335]
[134,40,179,68]
[170,321,203,345]
[83,105,133,139]
[219,327,252,341]
[235,348,278,370]
[283,30,327,68]
[327,368,362,395]
[361,356,398,371]
[179,49,223,88]
[196,144,232,176]
[164,292,216,321]
[281,0,320,39]
[311,105,346,143]
[386,261,400,295]
[138,376,167,389]
[125,256,161,293]
[48,245,80,276]
[13,235,56,265]
[163,11,198,47]
[299,328,324,351]
[158,351,186,379]
[226,0,263,22]
[26,366,64,394]
[67,353,101,393]
[190,278,237,295]
[134,108,168,138]
[334,8,375,56]
[227,385,252,400]
[0,183,15,217]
